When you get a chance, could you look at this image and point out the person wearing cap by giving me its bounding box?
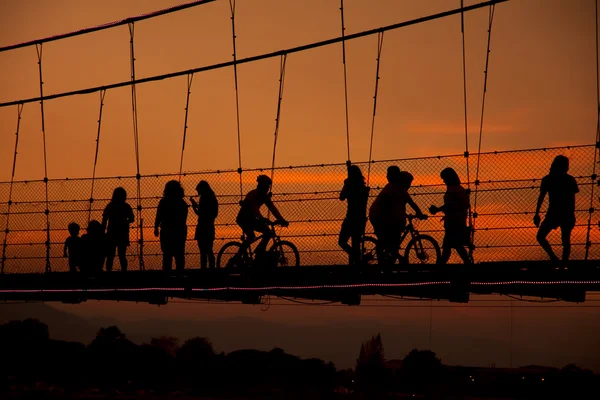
[236,175,288,259]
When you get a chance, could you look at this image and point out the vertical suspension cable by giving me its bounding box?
[366,32,384,186]
[229,0,244,200]
[36,43,51,273]
[471,4,496,253]
[1,104,24,274]
[585,0,599,260]
[128,22,144,270]
[339,0,351,163]
[270,54,288,183]
[179,73,194,180]
[88,89,106,222]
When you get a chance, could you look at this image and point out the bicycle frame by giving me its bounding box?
[239,223,282,260]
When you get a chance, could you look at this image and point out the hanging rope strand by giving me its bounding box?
[366,32,384,186]
[1,104,24,274]
[36,43,51,273]
[584,0,599,260]
[229,0,244,200]
[128,22,144,270]
[339,0,351,163]
[88,89,106,222]
[270,54,288,182]
[179,73,194,180]
[472,4,496,248]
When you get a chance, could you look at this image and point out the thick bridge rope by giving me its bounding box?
[472,4,496,254]
[88,89,106,222]
[128,22,145,270]
[0,104,24,274]
[366,32,384,186]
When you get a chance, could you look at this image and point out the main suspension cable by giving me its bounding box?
[229,0,244,201]
[179,73,194,180]
[129,22,144,270]
[88,89,106,222]
[1,104,24,274]
[339,0,352,163]
[585,0,600,260]
[366,31,384,186]
[472,4,496,252]
[36,43,51,273]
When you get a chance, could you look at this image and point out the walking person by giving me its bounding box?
[534,155,579,262]
[102,187,134,272]
[154,180,189,272]
[338,165,370,265]
[190,180,219,269]
[429,167,471,264]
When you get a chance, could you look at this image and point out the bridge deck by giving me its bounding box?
[1,260,599,305]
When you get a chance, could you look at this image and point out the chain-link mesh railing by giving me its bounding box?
[0,144,598,273]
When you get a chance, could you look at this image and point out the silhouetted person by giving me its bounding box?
[102,187,134,272]
[534,155,579,262]
[236,175,288,262]
[190,180,219,269]
[429,167,471,264]
[63,222,81,273]
[80,220,108,275]
[338,165,370,265]
[154,180,189,272]
[369,166,425,264]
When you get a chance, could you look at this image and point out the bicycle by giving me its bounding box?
[216,220,300,269]
[360,214,441,266]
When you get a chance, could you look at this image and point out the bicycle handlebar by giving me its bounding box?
[407,214,428,221]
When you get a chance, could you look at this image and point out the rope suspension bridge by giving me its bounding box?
[0,0,599,306]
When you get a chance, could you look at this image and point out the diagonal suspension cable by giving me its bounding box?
[129,22,144,270]
[366,31,384,186]
[585,0,600,260]
[88,89,106,222]
[471,4,496,254]
[229,0,244,201]
[36,43,51,273]
[340,0,352,163]
[179,73,194,180]
[1,104,24,274]
[270,54,288,184]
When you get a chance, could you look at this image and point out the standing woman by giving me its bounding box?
[338,165,370,265]
[102,187,134,272]
[190,180,219,269]
[154,180,189,272]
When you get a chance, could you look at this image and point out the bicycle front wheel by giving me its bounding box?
[404,235,440,266]
[216,242,249,269]
[269,241,300,267]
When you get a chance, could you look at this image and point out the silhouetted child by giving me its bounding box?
[534,155,579,262]
[429,167,471,264]
[190,180,219,269]
[236,175,288,262]
[63,222,81,273]
[154,180,188,272]
[102,187,134,272]
[80,220,108,275]
[369,166,425,264]
[339,165,370,265]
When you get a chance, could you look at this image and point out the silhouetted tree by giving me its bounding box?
[402,349,443,393]
[87,326,139,389]
[355,333,388,393]
[176,337,217,390]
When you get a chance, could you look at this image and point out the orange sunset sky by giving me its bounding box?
[1,0,599,372]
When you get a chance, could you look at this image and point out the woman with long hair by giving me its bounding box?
[102,187,134,272]
[190,180,219,269]
[338,165,369,265]
[154,180,189,271]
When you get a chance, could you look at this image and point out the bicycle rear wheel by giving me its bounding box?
[216,242,249,269]
[269,241,300,267]
[404,235,441,267]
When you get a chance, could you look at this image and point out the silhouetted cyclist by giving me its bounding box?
[429,167,471,264]
[339,165,370,265]
[534,155,579,262]
[102,187,134,272]
[236,175,288,263]
[369,166,425,264]
[190,180,219,269]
